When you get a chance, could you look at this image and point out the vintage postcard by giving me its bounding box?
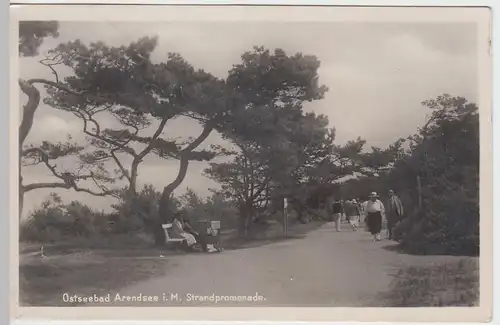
[10,4,492,322]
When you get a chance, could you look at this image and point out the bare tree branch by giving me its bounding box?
[21,147,115,197]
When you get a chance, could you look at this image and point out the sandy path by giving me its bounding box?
[99,222,470,307]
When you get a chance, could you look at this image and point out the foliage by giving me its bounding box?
[108,184,164,233]
[40,41,329,230]
[17,20,120,215]
[377,95,479,256]
[178,188,238,229]
[39,37,227,196]
[19,193,110,242]
[326,94,479,256]
[360,137,407,174]
[20,136,117,196]
[20,27,479,256]
[204,47,332,233]
[23,38,336,244]
[19,21,59,57]
[20,186,165,243]
[20,185,238,244]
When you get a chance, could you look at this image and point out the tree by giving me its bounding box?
[205,46,332,234]
[41,37,211,196]
[205,140,272,233]
[18,21,117,215]
[39,42,331,243]
[19,21,61,149]
[41,36,237,244]
[359,138,407,175]
[390,94,479,255]
[316,137,366,182]
[163,46,329,232]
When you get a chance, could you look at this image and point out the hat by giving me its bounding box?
[368,192,378,198]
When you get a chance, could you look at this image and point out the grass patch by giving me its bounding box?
[222,219,326,250]
[381,258,479,307]
[19,254,170,306]
[20,233,154,255]
[19,218,326,306]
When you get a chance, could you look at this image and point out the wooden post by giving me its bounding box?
[283,198,289,237]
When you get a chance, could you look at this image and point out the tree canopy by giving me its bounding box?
[19,21,59,57]
[18,25,480,256]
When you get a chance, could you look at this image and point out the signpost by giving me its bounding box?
[283,198,289,237]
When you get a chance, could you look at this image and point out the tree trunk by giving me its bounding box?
[131,115,169,197]
[155,125,213,246]
[19,80,41,149]
[129,159,140,196]
[243,214,251,237]
[18,80,41,217]
[19,179,24,219]
[159,157,189,220]
[237,205,252,237]
[240,198,257,237]
[155,158,190,246]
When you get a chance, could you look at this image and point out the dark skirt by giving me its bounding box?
[366,212,382,235]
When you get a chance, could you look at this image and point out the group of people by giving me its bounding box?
[170,190,404,249]
[170,212,219,252]
[330,190,404,242]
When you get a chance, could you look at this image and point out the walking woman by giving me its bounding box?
[364,192,386,241]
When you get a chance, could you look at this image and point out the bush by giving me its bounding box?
[179,188,238,229]
[20,185,239,245]
[390,95,479,256]
[395,180,479,256]
[20,194,111,243]
[109,184,171,234]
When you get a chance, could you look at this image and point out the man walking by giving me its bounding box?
[344,199,361,231]
[331,197,344,232]
[386,189,404,240]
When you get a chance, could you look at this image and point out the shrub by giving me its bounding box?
[19,194,110,243]
[390,95,479,256]
[179,188,238,229]
[109,185,169,234]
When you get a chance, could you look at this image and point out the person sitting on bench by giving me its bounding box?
[181,217,218,253]
[172,213,197,248]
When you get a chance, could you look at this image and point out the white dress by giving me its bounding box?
[173,220,197,246]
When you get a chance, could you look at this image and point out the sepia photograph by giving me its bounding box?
[11,4,492,322]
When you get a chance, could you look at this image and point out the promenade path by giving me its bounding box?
[103,222,471,307]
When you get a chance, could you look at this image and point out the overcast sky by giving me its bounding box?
[19,21,478,216]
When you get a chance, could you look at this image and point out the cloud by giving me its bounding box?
[26,114,78,143]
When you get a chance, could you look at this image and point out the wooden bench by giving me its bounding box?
[162,223,186,244]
